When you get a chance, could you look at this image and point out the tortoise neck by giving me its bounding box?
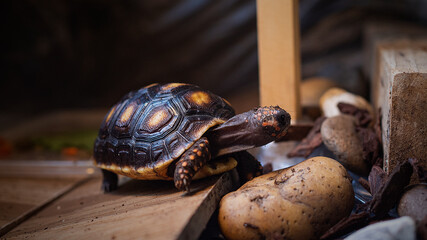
[206,110,276,156]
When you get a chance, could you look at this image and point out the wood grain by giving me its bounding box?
[0,177,87,236]
[3,171,235,240]
[374,41,427,175]
[0,160,99,179]
[257,0,301,121]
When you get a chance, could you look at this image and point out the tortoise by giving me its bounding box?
[94,83,291,192]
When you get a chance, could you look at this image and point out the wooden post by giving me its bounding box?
[375,41,427,175]
[257,0,301,122]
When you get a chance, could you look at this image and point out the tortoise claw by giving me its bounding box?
[183,179,190,192]
[102,181,118,193]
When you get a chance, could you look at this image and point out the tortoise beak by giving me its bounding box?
[273,108,291,138]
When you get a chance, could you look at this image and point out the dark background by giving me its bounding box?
[1,0,426,116]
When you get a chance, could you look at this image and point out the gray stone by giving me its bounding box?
[345,217,416,240]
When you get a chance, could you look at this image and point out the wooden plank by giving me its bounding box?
[0,177,87,236]
[0,160,96,236]
[0,160,99,179]
[3,172,235,240]
[375,41,427,175]
[257,0,301,121]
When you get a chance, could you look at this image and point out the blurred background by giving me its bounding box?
[1,0,426,159]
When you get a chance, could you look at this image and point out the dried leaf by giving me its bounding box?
[287,117,325,158]
[369,159,413,218]
[368,166,386,196]
[409,158,427,183]
[320,211,370,240]
[356,127,381,167]
[338,102,372,127]
[358,177,371,193]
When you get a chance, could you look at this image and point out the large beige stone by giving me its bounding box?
[319,88,373,120]
[321,115,369,175]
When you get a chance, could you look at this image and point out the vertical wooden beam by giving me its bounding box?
[257,0,301,122]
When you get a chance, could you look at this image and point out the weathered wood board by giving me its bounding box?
[363,21,427,102]
[374,42,427,175]
[2,171,234,240]
[0,177,87,236]
[0,160,96,236]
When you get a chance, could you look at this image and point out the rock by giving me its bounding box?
[218,157,354,240]
[398,184,427,223]
[345,216,416,240]
[301,77,337,107]
[320,88,374,120]
[321,115,370,175]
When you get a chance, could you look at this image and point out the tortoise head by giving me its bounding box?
[250,106,291,140]
[207,106,291,156]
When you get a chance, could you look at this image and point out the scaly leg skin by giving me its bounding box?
[102,169,118,192]
[233,151,263,185]
[174,137,211,192]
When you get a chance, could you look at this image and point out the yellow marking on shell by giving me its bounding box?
[96,161,169,180]
[119,105,135,123]
[122,166,131,173]
[190,91,211,106]
[147,108,168,128]
[162,83,187,90]
[222,97,232,107]
[144,83,158,88]
[106,106,117,123]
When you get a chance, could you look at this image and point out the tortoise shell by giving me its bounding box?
[94,83,235,180]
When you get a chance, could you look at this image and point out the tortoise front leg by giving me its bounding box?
[102,169,118,192]
[174,137,211,192]
[233,151,263,185]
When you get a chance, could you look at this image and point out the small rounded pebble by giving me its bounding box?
[321,115,369,175]
[398,184,427,222]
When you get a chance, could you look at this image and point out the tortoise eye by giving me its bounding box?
[280,114,286,123]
